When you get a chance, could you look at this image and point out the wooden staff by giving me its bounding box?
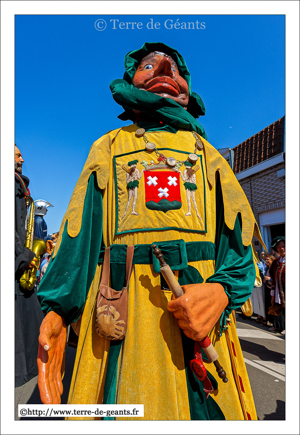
[152,244,228,383]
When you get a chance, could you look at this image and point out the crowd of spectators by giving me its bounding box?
[250,237,285,335]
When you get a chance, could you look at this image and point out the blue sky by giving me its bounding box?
[15,14,285,234]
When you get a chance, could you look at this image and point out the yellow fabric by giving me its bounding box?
[206,312,257,420]
[63,126,259,420]
[116,266,190,420]
[53,126,265,256]
[66,263,110,420]
[115,151,206,235]
[201,135,265,249]
[240,298,254,317]
[53,129,117,257]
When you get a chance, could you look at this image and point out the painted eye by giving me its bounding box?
[171,67,176,72]
[144,64,153,70]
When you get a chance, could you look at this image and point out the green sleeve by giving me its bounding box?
[37,172,103,326]
[206,174,256,335]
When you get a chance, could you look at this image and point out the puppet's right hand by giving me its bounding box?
[37,311,67,404]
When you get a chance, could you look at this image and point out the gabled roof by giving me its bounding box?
[233,117,285,174]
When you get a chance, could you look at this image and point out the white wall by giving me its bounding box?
[259,208,285,251]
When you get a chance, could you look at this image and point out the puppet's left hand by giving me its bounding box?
[167,283,228,341]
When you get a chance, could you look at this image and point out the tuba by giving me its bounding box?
[19,196,47,291]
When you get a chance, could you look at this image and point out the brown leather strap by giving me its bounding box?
[124,246,134,288]
[100,246,134,289]
[100,247,110,287]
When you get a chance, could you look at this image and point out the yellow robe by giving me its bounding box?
[52,125,264,420]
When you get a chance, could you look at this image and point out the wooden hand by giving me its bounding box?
[167,283,228,341]
[37,311,67,404]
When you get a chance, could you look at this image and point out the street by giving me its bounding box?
[235,311,285,420]
[15,313,285,421]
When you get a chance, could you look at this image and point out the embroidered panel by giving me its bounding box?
[113,148,207,235]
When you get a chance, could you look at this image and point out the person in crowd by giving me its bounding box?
[260,251,268,275]
[40,254,51,280]
[271,247,280,259]
[33,199,54,240]
[40,252,50,271]
[269,237,285,335]
[263,253,275,326]
[37,42,265,420]
[51,231,59,244]
[251,254,267,325]
[15,145,44,387]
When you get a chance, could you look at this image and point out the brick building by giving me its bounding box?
[219,116,285,254]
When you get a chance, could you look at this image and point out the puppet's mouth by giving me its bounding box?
[145,77,180,96]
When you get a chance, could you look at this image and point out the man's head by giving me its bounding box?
[34,199,54,217]
[271,236,285,258]
[276,240,285,258]
[132,51,189,108]
[265,254,275,267]
[15,145,24,174]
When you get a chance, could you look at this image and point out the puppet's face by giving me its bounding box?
[132,52,189,108]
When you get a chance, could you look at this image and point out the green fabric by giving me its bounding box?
[180,332,224,420]
[178,265,204,285]
[177,269,224,420]
[184,182,198,191]
[145,199,182,213]
[102,262,128,419]
[98,240,216,270]
[126,180,139,190]
[102,341,122,420]
[37,172,103,326]
[151,239,188,273]
[110,79,207,138]
[206,174,256,336]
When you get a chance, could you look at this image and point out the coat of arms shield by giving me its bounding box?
[144,170,182,213]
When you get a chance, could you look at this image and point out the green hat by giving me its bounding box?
[122,42,206,119]
[271,236,285,249]
[128,159,138,166]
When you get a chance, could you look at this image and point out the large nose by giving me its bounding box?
[153,57,173,77]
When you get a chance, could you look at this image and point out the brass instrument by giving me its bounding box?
[19,196,47,291]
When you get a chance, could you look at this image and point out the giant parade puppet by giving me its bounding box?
[37,42,265,420]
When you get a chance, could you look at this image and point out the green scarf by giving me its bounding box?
[110,42,207,138]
